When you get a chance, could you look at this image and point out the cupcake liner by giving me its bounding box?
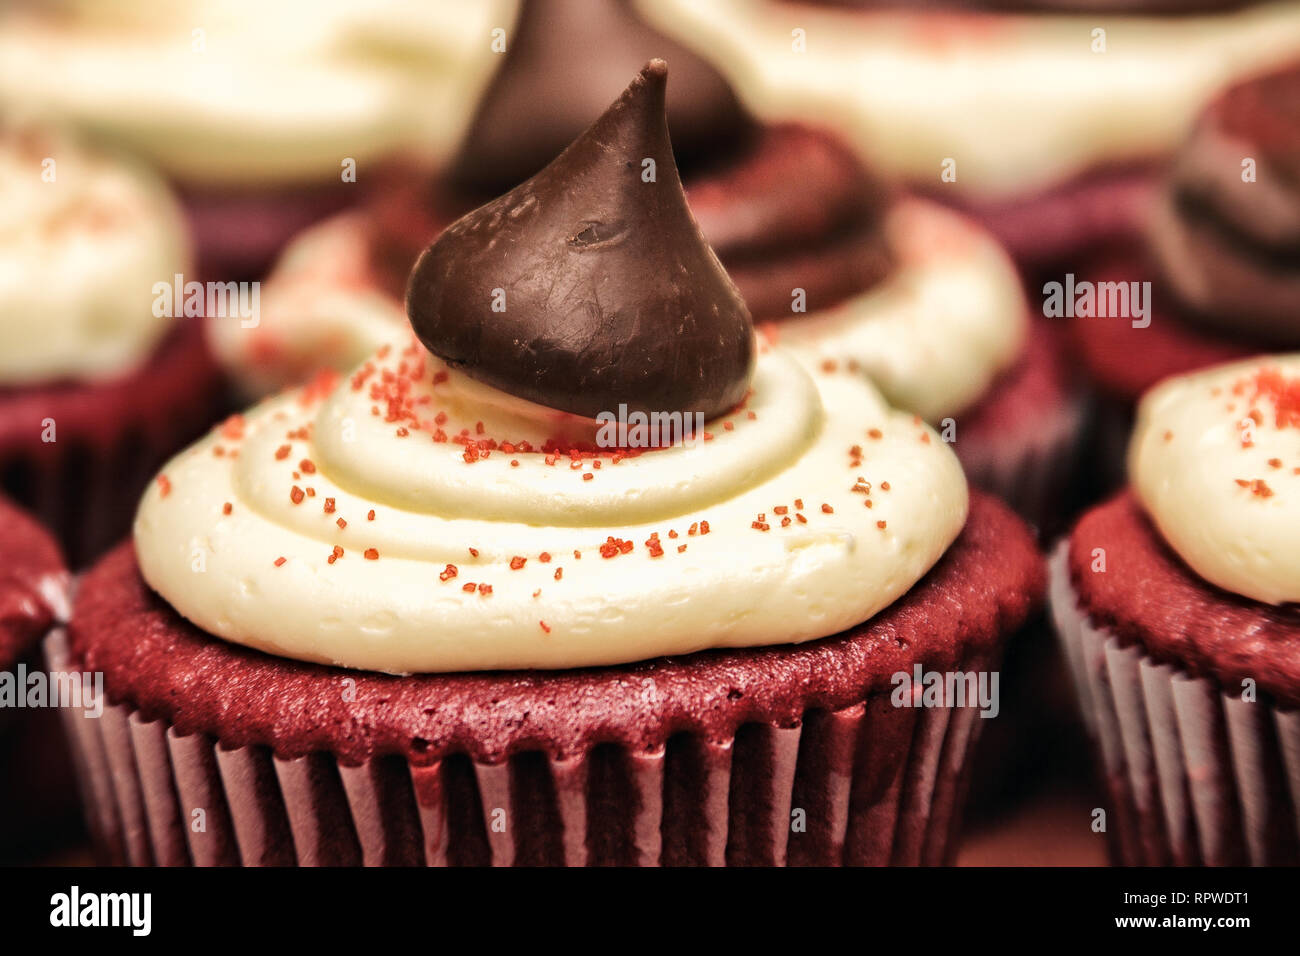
[956,390,1089,536]
[47,630,993,867]
[1049,543,1300,865]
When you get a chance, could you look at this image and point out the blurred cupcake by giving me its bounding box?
[1069,61,1300,487]
[215,0,1080,527]
[57,65,1043,866]
[0,493,73,861]
[0,120,223,565]
[643,0,1300,267]
[1051,355,1300,865]
[0,0,511,278]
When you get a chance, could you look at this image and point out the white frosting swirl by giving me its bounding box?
[0,0,513,186]
[778,199,1026,422]
[1130,355,1300,605]
[0,120,189,384]
[642,0,1300,197]
[135,338,968,673]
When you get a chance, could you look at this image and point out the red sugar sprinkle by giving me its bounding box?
[877,520,887,530]
[511,460,520,467]
[796,513,807,524]
[574,550,581,559]
[327,545,344,565]
[157,475,171,498]
[364,548,379,560]
[677,544,687,553]
[668,530,678,539]
[646,534,664,558]
[469,547,479,558]
[462,582,476,592]
[299,459,316,474]
[539,552,552,563]
[367,510,376,521]
[274,556,286,567]
[821,503,833,514]
[794,498,804,511]
[478,584,492,596]
[440,564,458,582]
[222,502,232,515]
[290,486,305,505]
[1269,458,1283,469]
[275,445,291,460]
[781,516,791,527]
[533,589,541,598]
[599,536,634,558]
[305,488,316,498]
[540,621,551,634]
[582,472,594,481]
[700,520,710,535]
[868,429,883,440]
[337,518,347,529]
[774,506,788,515]
[1240,369,1300,430]
[554,567,563,580]
[324,497,336,514]
[510,556,527,570]
[218,414,245,441]
[881,481,891,491]
[723,421,734,431]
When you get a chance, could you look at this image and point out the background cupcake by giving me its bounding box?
[58,65,1044,866]
[210,0,1080,529]
[644,0,1300,268]
[0,120,224,565]
[0,493,73,863]
[1070,60,1300,489]
[0,0,511,278]
[1052,355,1300,865]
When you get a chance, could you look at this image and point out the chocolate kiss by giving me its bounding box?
[408,61,755,422]
[450,0,754,196]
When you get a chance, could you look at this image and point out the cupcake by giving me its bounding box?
[0,493,73,861]
[0,0,509,278]
[214,0,1079,527]
[57,64,1043,867]
[1051,355,1300,865]
[642,0,1300,267]
[1069,61,1300,488]
[0,120,224,566]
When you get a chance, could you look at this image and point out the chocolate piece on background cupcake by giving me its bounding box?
[1051,355,1300,865]
[0,119,224,566]
[0,1,510,278]
[642,0,1300,267]
[0,494,75,862]
[1069,61,1300,488]
[59,64,1043,867]
[218,0,1080,529]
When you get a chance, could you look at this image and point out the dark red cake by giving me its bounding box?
[0,323,226,567]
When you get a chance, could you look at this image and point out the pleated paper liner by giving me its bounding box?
[1049,543,1300,866]
[47,630,994,867]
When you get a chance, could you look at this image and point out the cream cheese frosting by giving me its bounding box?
[218,198,1025,421]
[0,121,189,385]
[640,0,1300,197]
[0,0,514,187]
[778,199,1027,422]
[1130,355,1300,605]
[135,337,968,673]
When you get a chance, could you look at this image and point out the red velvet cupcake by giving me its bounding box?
[645,0,1300,268]
[0,121,225,566]
[0,3,506,280]
[0,493,73,861]
[60,66,1043,867]
[1051,355,1300,865]
[1069,60,1300,488]
[215,2,1081,528]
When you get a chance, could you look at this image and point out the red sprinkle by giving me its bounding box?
[275,445,291,460]
[539,621,551,634]
[157,475,171,498]
[367,510,376,521]
[324,497,336,514]
[510,556,527,570]
[274,556,286,567]
[222,502,232,515]
[364,548,379,560]
[821,503,833,514]
[440,564,458,582]
[290,486,305,505]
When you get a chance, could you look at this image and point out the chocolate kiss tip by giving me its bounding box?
[407,66,756,423]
